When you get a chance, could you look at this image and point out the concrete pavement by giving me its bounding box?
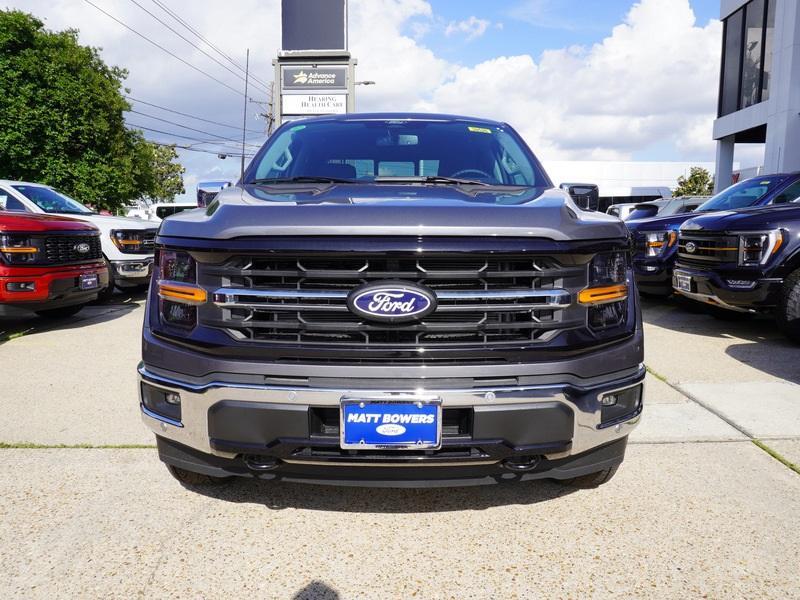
[0,292,799,598]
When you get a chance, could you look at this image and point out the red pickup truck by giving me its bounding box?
[0,211,109,317]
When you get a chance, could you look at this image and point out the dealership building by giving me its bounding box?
[714,0,800,191]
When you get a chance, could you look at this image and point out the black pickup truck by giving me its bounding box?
[673,202,800,342]
[139,113,645,488]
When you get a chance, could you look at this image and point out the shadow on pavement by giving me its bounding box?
[292,581,341,600]
[640,294,800,384]
[0,288,146,344]
[187,477,576,513]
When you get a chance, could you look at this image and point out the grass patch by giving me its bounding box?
[645,365,669,383]
[0,442,155,449]
[752,440,800,476]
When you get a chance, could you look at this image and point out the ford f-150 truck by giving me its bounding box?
[139,114,645,488]
[0,211,108,317]
[673,201,800,342]
[627,173,800,295]
[0,180,158,300]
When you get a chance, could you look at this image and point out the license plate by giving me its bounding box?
[79,273,99,290]
[340,398,441,450]
[675,272,692,293]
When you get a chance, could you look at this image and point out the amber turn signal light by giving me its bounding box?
[578,284,629,305]
[157,281,207,304]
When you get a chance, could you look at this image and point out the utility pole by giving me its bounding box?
[240,48,250,181]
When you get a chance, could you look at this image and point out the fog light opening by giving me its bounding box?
[599,384,643,428]
[164,392,181,405]
[600,393,618,406]
[5,281,35,292]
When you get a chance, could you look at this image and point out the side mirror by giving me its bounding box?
[559,183,600,211]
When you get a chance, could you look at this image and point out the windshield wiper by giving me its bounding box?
[249,176,358,185]
[374,175,491,187]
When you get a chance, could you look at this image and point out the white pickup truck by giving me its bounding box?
[0,180,157,299]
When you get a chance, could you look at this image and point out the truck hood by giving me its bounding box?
[0,211,100,233]
[54,213,158,231]
[680,204,800,232]
[158,184,628,241]
[626,212,695,232]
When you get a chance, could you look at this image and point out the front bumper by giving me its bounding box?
[632,257,674,295]
[110,258,154,285]
[672,266,782,312]
[0,263,108,310]
[138,358,645,486]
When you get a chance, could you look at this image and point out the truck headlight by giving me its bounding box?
[156,249,204,329]
[580,251,629,330]
[111,229,153,254]
[640,230,677,257]
[0,235,42,264]
[737,230,783,266]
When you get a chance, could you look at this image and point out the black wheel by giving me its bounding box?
[35,304,84,319]
[777,268,800,344]
[97,259,116,302]
[556,465,618,489]
[165,464,232,486]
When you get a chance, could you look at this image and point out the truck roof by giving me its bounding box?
[0,210,99,233]
[281,112,507,127]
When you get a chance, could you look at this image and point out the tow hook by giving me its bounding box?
[502,456,540,472]
[243,455,280,471]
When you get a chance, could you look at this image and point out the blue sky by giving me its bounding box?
[417,0,720,67]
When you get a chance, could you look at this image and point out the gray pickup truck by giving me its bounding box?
[139,113,645,489]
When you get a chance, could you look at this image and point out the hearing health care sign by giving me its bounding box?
[282,94,347,115]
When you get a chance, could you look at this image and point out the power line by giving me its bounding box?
[127,109,264,147]
[83,0,247,99]
[150,141,255,158]
[128,122,258,152]
[124,95,263,134]
[124,0,273,97]
[149,0,273,93]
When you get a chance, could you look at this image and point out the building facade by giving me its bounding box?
[713,0,800,191]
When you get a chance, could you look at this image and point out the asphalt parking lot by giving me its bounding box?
[1,293,799,599]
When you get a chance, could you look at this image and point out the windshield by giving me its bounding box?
[12,185,93,214]
[247,119,546,187]
[696,177,787,212]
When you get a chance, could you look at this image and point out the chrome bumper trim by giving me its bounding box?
[138,364,645,460]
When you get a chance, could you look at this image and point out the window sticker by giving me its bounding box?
[467,126,492,134]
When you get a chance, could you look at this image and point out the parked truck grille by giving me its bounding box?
[44,234,103,264]
[677,233,739,265]
[197,254,587,349]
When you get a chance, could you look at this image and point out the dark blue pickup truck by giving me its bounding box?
[673,201,800,342]
[138,113,645,489]
[627,173,800,295]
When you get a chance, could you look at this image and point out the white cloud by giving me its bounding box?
[444,16,491,41]
[421,0,722,162]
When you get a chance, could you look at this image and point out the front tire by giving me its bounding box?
[35,304,85,319]
[556,465,618,489]
[165,464,232,486]
[777,268,800,344]
[97,259,116,302]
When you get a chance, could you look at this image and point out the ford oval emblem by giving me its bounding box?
[75,242,91,254]
[347,282,437,323]
[685,241,697,253]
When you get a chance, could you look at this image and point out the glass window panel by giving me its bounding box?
[720,8,743,116]
[740,0,765,108]
[761,0,775,101]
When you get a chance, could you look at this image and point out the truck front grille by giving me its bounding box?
[677,233,739,266]
[198,254,587,350]
[44,234,103,264]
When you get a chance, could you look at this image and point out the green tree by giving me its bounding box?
[673,167,715,197]
[0,10,184,211]
[134,143,186,203]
